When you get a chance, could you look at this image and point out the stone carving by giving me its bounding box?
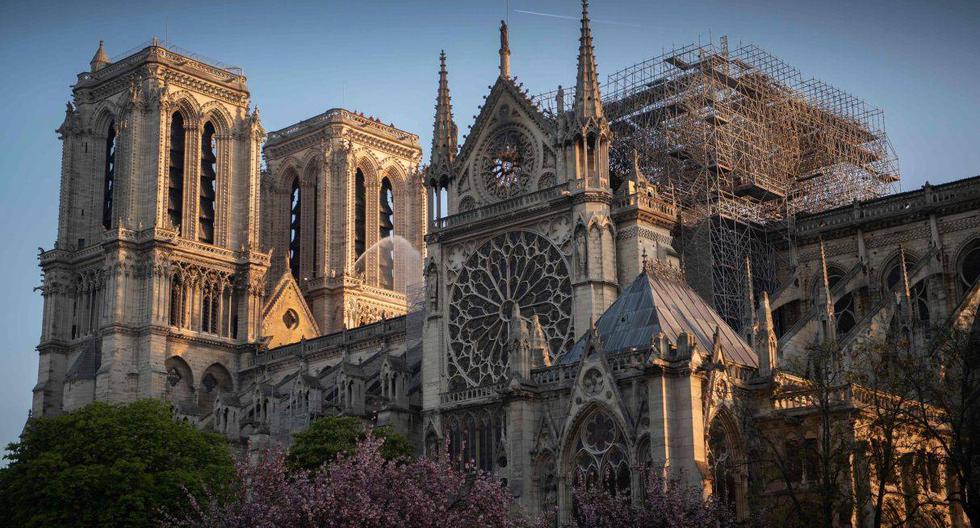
[448,231,572,388]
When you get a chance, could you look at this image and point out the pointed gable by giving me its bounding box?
[261,271,319,348]
[457,75,553,172]
[561,271,757,367]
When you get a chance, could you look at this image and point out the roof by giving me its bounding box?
[65,338,102,381]
[561,271,757,367]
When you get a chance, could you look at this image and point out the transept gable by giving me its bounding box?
[559,331,633,448]
[456,77,552,185]
[261,271,320,349]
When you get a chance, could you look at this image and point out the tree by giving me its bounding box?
[0,399,234,528]
[905,325,980,526]
[286,416,413,471]
[572,468,733,528]
[167,435,541,528]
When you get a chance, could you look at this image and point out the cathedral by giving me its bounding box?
[32,2,980,525]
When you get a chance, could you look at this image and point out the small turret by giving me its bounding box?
[90,40,111,72]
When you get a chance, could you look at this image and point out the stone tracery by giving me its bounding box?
[448,231,572,388]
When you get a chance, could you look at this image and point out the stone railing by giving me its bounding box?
[266,108,419,146]
[795,175,980,235]
[432,182,572,231]
[440,382,507,405]
[252,315,409,367]
[611,190,678,219]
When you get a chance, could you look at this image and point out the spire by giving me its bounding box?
[499,20,511,78]
[430,50,457,171]
[741,256,757,343]
[755,291,778,377]
[90,40,110,73]
[573,0,603,120]
[817,239,837,342]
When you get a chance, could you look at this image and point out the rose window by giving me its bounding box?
[481,129,534,200]
[447,231,572,388]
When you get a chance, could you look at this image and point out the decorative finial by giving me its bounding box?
[499,20,511,78]
[90,40,111,73]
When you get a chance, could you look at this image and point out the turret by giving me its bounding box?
[90,40,110,72]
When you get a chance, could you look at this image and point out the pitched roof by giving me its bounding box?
[65,338,102,381]
[561,271,757,367]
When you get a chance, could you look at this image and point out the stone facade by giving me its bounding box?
[262,109,426,334]
[31,8,980,527]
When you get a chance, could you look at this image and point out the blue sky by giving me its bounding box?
[0,0,977,453]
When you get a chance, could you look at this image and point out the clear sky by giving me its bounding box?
[0,0,977,454]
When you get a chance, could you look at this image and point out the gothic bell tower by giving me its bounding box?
[35,39,269,417]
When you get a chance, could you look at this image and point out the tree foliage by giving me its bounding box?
[285,416,413,471]
[572,469,733,528]
[0,399,234,528]
[167,435,541,528]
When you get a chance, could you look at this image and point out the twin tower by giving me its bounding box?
[34,39,425,417]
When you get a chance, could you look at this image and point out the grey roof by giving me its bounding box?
[561,272,757,367]
[65,338,101,381]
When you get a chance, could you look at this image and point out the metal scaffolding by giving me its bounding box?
[537,38,899,329]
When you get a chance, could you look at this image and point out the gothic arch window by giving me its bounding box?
[957,239,980,292]
[444,409,505,472]
[101,121,117,229]
[708,418,738,515]
[167,112,186,233]
[164,356,194,408]
[289,177,301,279]
[568,408,631,501]
[379,177,395,289]
[354,169,366,260]
[198,363,233,414]
[883,254,930,324]
[198,121,217,244]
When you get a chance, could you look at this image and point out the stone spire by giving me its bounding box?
[741,256,757,344]
[499,20,511,78]
[817,239,837,342]
[90,40,111,72]
[573,0,604,121]
[430,50,457,171]
[755,291,778,377]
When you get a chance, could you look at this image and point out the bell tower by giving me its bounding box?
[36,39,268,417]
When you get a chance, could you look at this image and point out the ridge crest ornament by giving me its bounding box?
[448,231,572,389]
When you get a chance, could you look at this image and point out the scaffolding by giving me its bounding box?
[536,39,899,329]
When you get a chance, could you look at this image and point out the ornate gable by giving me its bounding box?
[261,271,320,348]
[456,77,556,207]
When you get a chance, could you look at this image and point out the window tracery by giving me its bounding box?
[447,231,572,388]
[481,128,535,200]
[571,408,631,497]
